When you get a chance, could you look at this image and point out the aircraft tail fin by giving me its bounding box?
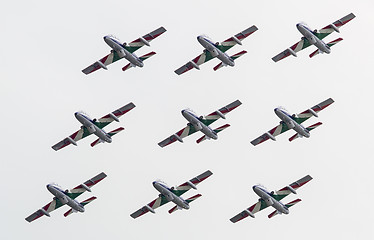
[196,124,230,144]
[268,199,302,219]
[289,122,322,142]
[64,196,97,217]
[122,52,156,71]
[213,50,247,71]
[309,38,343,58]
[168,194,202,214]
[91,127,124,147]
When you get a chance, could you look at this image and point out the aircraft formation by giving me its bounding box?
[26,13,355,224]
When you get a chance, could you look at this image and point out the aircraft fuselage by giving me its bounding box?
[296,23,331,54]
[46,184,84,212]
[252,185,289,215]
[274,108,310,138]
[75,112,112,143]
[197,36,235,67]
[103,35,144,67]
[181,109,218,140]
[152,181,190,210]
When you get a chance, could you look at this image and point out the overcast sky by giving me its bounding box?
[1,0,373,239]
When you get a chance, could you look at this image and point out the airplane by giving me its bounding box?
[272,13,355,62]
[130,170,213,219]
[82,26,167,74]
[52,103,136,151]
[230,175,312,222]
[25,172,107,222]
[158,100,242,147]
[251,98,334,146]
[174,26,258,75]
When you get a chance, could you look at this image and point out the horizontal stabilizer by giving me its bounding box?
[168,194,202,214]
[268,199,301,219]
[309,38,343,58]
[196,124,230,143]
[213,50,247,71]
[139,51,156,61]
[91,127,124,147]
[289,122,322,142]
[64,196,97,217]
[122,63,133,72]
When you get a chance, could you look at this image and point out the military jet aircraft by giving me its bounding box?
[130,170,213,219]
[25,172,107,222]
[174,26,258,75]
[251,98,334,146]
[158,100,241,147]
[52,103,135,151]
[272,13,355,62]
[82,27,166,74]
[230,175,312,222]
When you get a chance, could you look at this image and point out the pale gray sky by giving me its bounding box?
[1,0,373,239]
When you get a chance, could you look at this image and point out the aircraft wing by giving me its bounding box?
[172,170,213,196]
[230,199,269,223]
[201,100,242,125]
[174,52,213,75]
[125,26,167,53]
[130,195,170,219]
[272,38,313,62]
[273,175,313,201]
[293,98,334,124]
[315,13,356,40]
[158,124,199,148]
[82,50,126,75]
[68,172,107,199]
[95,102,136,129]
[52,128,92,151]
[25,198,66,223]
[250,121,290,146]
[219,25,258,52]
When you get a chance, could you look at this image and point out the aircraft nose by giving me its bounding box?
[252,185,257,190]
[152,181,157,186]
[274,108,278,113]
